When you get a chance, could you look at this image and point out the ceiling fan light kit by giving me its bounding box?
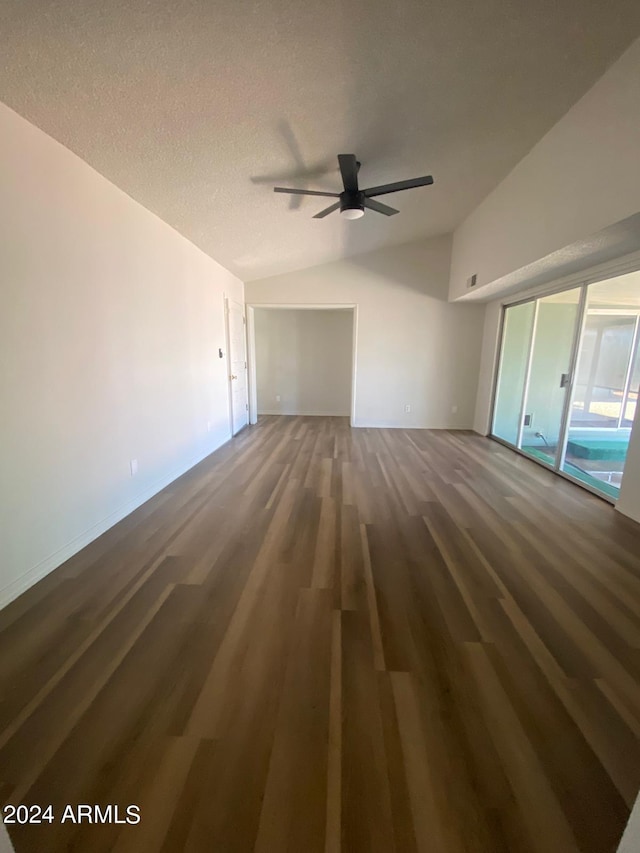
[273,154,434,220]
[341,196,365,219]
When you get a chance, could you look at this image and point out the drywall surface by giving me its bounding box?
[450,37,640,301]
[255,309,352,416]
[0,102,243,608]
[0,822,14,853]
[617,789,640,853]
[247,238,484,429]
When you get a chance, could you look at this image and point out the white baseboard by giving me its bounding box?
[258,410,350,417]
[257,413,472,429]
[352,422,473,430]
[0,434,231,611]
[615,502,640,523]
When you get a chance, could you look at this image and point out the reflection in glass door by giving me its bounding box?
[492,301,535,446]
[492,290,582,467]
[519,289,582,467]
[560,277,640,498]
[491,270,640,501]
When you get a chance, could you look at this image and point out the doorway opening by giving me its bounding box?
[245,304,357,426]
[491,269,640,501]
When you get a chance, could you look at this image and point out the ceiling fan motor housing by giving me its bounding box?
[340,191,365,216]
[273,154,433,219]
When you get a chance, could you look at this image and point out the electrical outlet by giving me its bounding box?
[276,395,281,402]
[130,459,138,477]
[207,421,212,433]
[524,413,533,427]
[404,404,411,413]
[451,405,458,414]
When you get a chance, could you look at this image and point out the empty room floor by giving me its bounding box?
[1,416,640,852]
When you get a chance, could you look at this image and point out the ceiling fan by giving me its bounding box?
[273,153,434,220]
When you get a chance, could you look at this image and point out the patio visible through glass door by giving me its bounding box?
[560,275,640,498]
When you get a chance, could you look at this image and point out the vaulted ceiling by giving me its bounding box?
[2,0,640,280]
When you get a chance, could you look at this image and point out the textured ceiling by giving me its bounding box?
[1,1,640,281]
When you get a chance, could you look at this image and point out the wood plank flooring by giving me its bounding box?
[1,416,640,852]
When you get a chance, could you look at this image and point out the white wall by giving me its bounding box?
[0,102,244,609]
[247,238,485,429]
[0,822,14,853]
[255,309,352,416]
[617,790,640,853]
[449,36,640,301]
[617,414,640,524]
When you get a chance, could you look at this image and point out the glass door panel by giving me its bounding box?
[562,275,640,498]
[492,301,534,445]
[623,341,640,426]
[570,316,634,427]
[519,288,582,466]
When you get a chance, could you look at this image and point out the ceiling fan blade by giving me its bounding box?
[338,154,359,193]
[274,187,340,197]
[313,201,341,219]
[364,198,399,216]
[364,175,434,198]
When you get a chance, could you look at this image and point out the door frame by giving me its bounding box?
[224,295,249,436]
[245,303,358,426]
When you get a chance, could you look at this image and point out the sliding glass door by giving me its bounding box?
[492,289,582,468]
[519,289,582,467]
[491,270,640,501]
[493,301,535,446]
[560,276,640,498]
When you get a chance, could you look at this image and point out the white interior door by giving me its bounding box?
[226,298,248,435]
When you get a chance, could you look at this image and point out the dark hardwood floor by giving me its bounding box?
[1,416,640,852]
